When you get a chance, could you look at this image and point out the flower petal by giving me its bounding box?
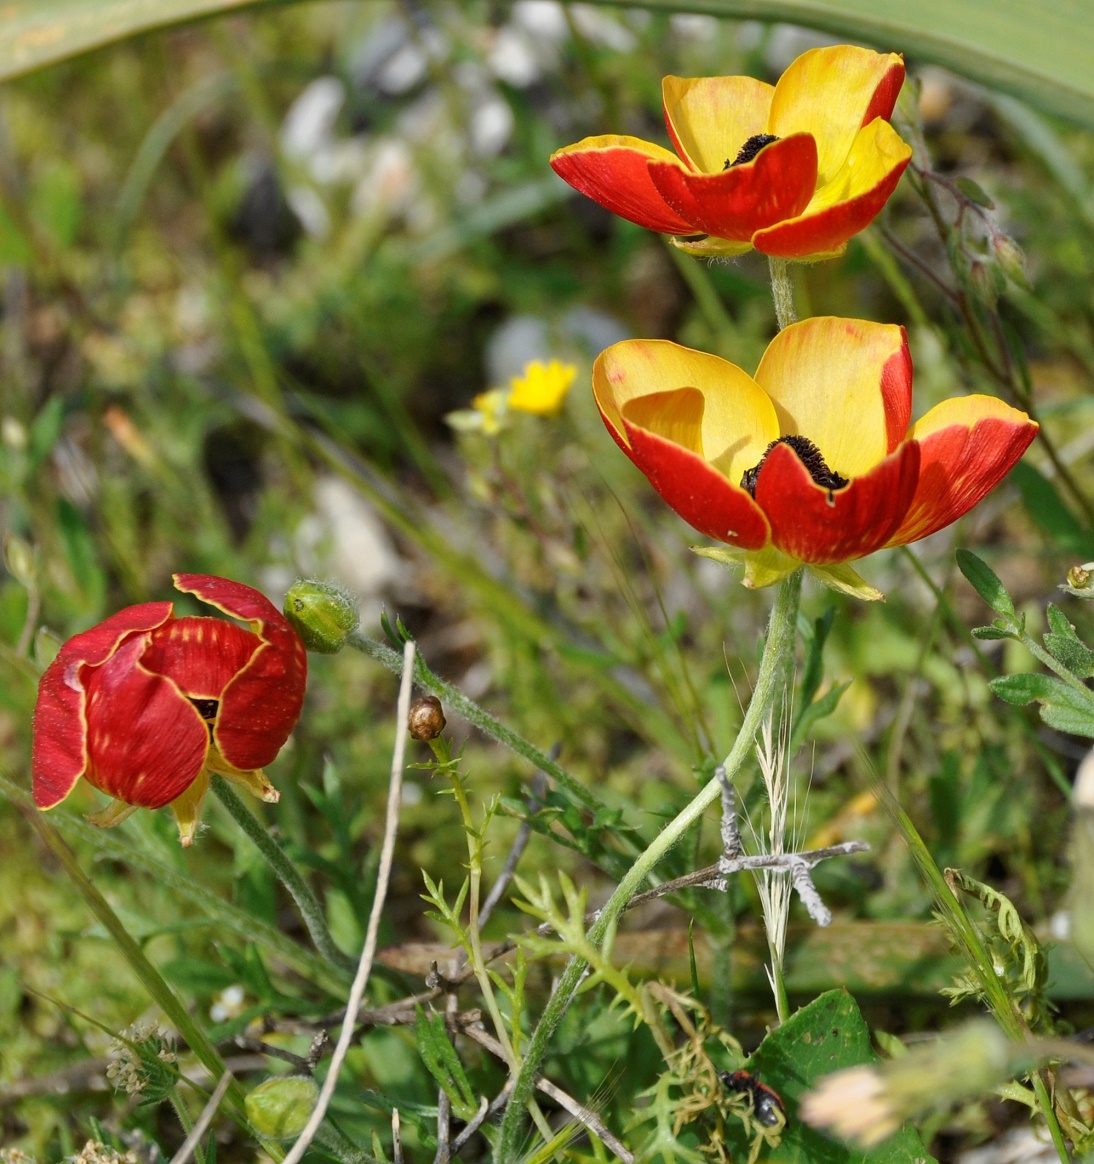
[768,45,905,183]
[173,574,307,772]
[757,440,920,564]
[648,134,817,241]
[32,601,174,810]
[593,339,779,479]
[142,616,258,698]
[83,636,210,809]
[753,317,912,476]
[661,74,774,173]
[752,119,911,259]
[622,416,771,549]
[885,397,1038,546]
[550,136,698,234]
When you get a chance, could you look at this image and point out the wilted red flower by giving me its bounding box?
[593,317,1038,598]
[550,45,911,260]
[32,574,307,845]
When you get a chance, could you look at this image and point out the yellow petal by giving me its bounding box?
[593,339,778,480]
[802,119,912,215]
[769,46,905,184]
[662,75,774,174]
[753,317,909,478]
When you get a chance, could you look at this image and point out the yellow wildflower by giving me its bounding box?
[507,359,576,416]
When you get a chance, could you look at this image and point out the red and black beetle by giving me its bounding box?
[720,1070,787,1128]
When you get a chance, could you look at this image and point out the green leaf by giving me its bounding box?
[990,672,1094,736]
[722,989,937,1162]
[415,1008,478,1121]
[1043,603,1094,678]
[971,624,1016,641]
[955,550,1016,620]
[954,176,995,209]
[8,0,1094,131]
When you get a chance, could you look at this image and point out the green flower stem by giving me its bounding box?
[495,570,803,1162]
[347,634,619,825]
[211,777,355,973]
[768,256,798,330]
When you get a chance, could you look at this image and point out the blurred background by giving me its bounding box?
[2,2,1094,1159]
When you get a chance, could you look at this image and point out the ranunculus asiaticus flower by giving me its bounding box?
[550,45,912,260]
[32,574,307,845]
[593,318,1038,598]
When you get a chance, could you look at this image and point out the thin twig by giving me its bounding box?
[479,769,549,929]
[449,1096,491,1155]
[282,640,416,1164]
[392,1109,403,1164]
[168,1071,233,1164]
[457,1023,633,1163]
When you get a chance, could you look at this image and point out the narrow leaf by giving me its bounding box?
[956,550,1016,620]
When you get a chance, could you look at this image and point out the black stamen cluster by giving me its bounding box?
[740,434,849,498]
[723,133,780,170]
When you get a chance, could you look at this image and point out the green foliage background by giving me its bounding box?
[1,0,1094,1160]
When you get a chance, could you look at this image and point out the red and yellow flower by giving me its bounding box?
[550,45,911,260]
[593,317,1038,598]
[32,574,307,845]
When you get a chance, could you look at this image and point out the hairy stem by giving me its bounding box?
[211,777,355,973]
[494,570,803,1161]
[768,256,797,330]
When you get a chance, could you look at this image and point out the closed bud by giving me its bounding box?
[283,580,359,654]
[245,1075,319,1140]
[408,695,446,740]
[992,232,1031,290]
[3,532,35,588]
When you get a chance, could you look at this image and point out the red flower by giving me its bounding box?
[32,574,307,845]
[550,45,911,260]
[593,318,1038,598]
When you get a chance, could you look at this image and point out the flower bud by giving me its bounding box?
[992,232,1031,290]
[408,695,446,740]
[283,580,359,654]
[1062,563,1094,599]
[245,1075,319,1140]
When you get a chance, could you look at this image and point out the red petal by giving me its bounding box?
[886,412,1038,547]
[622,417,770,550]
[757,441,920,565]
[648,133,816,241]
[752,150,910,259]
[32,602,174,810]
[550,138,698,235]
[173,574,308,771]
[881,329,914,453]
[862,58,906,125]
[142,616,258,698]
[83,636,210,809]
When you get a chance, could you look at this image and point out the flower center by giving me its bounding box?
[724,133,780,169]
[740,435,849,499]
[191,698,219,740]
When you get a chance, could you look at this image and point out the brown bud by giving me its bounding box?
[408,695,446,740]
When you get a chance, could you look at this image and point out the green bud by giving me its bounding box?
[284,579,359,654]
[245,1075,319,1140]
[1062,562,1094,599]
[992,232,1031,290]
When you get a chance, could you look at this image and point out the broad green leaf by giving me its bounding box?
[991,672,1094,737]
[1044,603,1094,678]
[722,989,937,1162]
[7,0,1094,132]
[956,549,1016,620]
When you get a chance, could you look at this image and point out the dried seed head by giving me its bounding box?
[408,695,446,740]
